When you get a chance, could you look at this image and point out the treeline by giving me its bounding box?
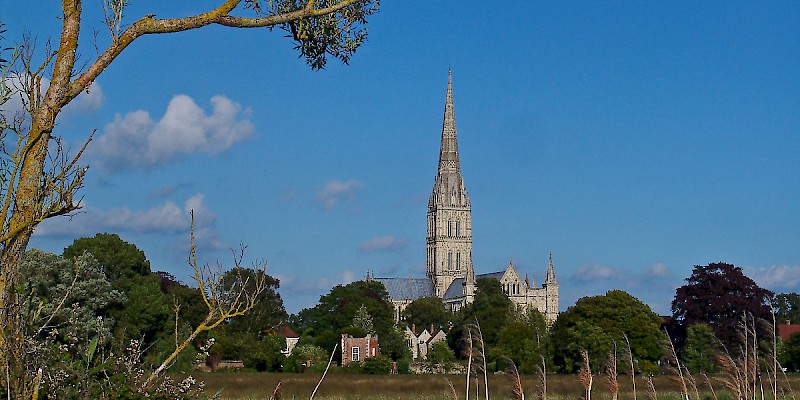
[292,263,800,377]
[22,233,289,378]
[23,234,800,380]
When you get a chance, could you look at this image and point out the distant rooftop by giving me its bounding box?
[477,271,505,280]
[374,277,435,301]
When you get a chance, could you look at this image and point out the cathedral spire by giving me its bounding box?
[545,253,557,285]
[438,69,461,175]
[431,70,469,208]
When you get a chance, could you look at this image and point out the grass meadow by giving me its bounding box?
[199,372,800,400]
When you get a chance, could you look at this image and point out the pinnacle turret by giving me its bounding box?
[545,253,557,285]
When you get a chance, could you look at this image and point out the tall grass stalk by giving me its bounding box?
[664,328,690,400]
[643,375,657,400]
[534,355,546,400]
[578,349,592,400]
[310,343,337,400]
[606,342,618,400]
[474,321,489,400]
[445,378,458,400]
[622,334,636,400]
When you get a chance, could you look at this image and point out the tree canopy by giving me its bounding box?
[63,233,151,282]
[671,262,773,350]
[775,293,800,324]
[401,296,450,332]
[550,290,663,373]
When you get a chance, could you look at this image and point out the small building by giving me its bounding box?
[405,325,447,360]
[778,322,800,341]
[278,324,300,356]
[341,334,379,366]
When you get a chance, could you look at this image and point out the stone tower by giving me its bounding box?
[426,71,475,300]
[544,253,559,323]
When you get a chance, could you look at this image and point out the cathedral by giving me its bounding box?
[374,72,559,324]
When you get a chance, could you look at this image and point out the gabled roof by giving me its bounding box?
[443,278,466,300]
[374,278,434,301]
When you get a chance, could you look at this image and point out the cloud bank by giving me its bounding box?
[91,95,253,171]
[34,193,216,238]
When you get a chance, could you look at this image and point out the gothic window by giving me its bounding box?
[447,220,452,237]
[447,252,452,270]
[456,221,461,237]
[456,252,461,270]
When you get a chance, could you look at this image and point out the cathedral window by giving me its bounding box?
[447,221,452,237]
[447,252,452,270]
[456,221,461,237]
[456,252,461,270]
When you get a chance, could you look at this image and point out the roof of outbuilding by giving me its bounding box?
[374,278,435,301]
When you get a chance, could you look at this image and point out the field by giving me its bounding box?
[199,372,800,400]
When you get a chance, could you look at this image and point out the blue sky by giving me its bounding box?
[5,1,799,315]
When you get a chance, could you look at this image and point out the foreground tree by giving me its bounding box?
[0,0,378,394]
[671,262,773,351]
[550,290,663,373]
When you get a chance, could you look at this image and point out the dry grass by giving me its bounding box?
[196,372,800,400]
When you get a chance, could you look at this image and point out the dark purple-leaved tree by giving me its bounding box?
[671,262,774,352]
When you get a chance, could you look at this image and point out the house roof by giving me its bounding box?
[443,278,465,300]
[277,324,299,338]
[374,278,435,301]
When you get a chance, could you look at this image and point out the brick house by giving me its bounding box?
[341,334,379,366]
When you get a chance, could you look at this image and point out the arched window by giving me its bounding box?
[447,252,452,270]
[456,252,461,270]
[456,221,461,237]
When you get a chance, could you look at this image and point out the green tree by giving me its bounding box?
[783,333,800,372]
[64,233,151,281]
[111,273,170,341]
[551,290,663,373]
[448,278,514,362]
[296,280,398,361]
[64,234,171,343]
[353,304,375,334]
[402,296,450,332]
[21,249,123,349]
[496,308,549,374]
[0,1,378,394]
[428,341,456,365]
[681,323,718,373]
[222,267,287,339]
[671,262,774,351]
[774,293,800,324]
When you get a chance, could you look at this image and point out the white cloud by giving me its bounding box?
[649,262,669,277]
[91,94,253,171]
[358,236,408,253]
[744,265,800,290]
[316,179,363,210]
[33,193,216,238]
[573,264,617,281]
